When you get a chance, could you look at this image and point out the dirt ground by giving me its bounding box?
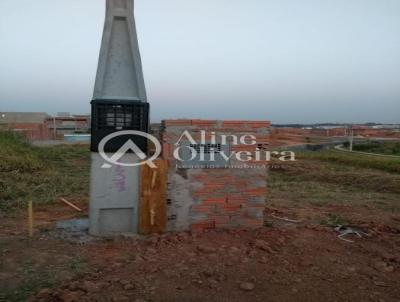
[1,200,399,302]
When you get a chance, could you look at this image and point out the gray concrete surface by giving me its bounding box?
[89,153,141,236]
[93,0,147,101]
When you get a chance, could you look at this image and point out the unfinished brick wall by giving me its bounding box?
[5,123,52,141]
[162,119,270,232]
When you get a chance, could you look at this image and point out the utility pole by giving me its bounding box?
[349,126,354,151]
[53,116,56,139]
[89,0,149,236]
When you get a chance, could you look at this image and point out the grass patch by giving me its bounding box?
[269,150,400,212]
[0,132,90,214]
[298,150,400,174]
[320,213,348,226]
[0,132,44,173]
[353,140,400,156]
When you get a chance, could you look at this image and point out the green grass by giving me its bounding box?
[352,140,400,156]
[0,132,90,214]
[320,213,348,226]
[299,150,400,173]
[269,150,400,212]
[0,131,44,173]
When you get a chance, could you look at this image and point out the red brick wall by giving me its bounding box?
[162,119,270,232]
[7,123,51,141]
[189,169,267,232]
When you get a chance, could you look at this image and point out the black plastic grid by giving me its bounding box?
[94,103,147,131]
[90,100,149,152]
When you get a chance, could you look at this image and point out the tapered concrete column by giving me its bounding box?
[93,0,147,101]
[89,0,147,236]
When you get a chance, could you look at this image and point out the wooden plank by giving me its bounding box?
[28,200,34,237]
[139,159,167,234]
[60,198,82,212]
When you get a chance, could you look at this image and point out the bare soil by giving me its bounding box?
[1,201,399,302]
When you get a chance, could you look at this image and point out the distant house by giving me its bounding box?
[0,112,51,140]
[44,114,90,139]
[0,112,91,141]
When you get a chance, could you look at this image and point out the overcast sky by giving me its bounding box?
[0,0,399,123]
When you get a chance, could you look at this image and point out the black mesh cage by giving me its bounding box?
[91,100,149,153]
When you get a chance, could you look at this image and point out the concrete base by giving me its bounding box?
[89,153,140,236]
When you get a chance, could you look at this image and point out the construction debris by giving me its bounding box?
[55,218,95,244]
[271,214,302,223]
[334,225,370,242]
[60,198,82,212]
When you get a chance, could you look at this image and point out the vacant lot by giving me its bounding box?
[0,132,90,214]
[270,151,400,212]
[0,133,399,302]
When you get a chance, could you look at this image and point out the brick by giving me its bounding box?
[191,221,215,232]
[203,181,226,186]
[193,187,226,197]
[243,187,267,197]
[192,175,210,181]
[194,188,216,195]
[209,215,230,224]
[237,217,264,226]
[202,183,225,190]
[224,204,241,212]
[222,121,249,128]
[227,195,246,200]
[228,193,246,198]
[231,145,257,152]
[228,195,246,202]
[247,121,271,128]
[191,205,215,214]
[216,176,235,183]
[254,135,270,140]
[243,221,263,228]
[162,133,180,141]
[214,223,240,229]
[191,119,217,127]
[234,129,258,133]
[203,197,227,205]
[231,180,248,188]
[162,143,172,159]
[164,119,192,127]
[192,192,212,199]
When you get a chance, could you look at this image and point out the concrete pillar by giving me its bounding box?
[89,0,147,236]
[93,0,146,102]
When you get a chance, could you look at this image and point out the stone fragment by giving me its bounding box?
[254,240,274,253]
[239,282,255,291]
[197,245,217,254]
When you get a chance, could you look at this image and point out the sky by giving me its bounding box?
[0,0,399,124]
